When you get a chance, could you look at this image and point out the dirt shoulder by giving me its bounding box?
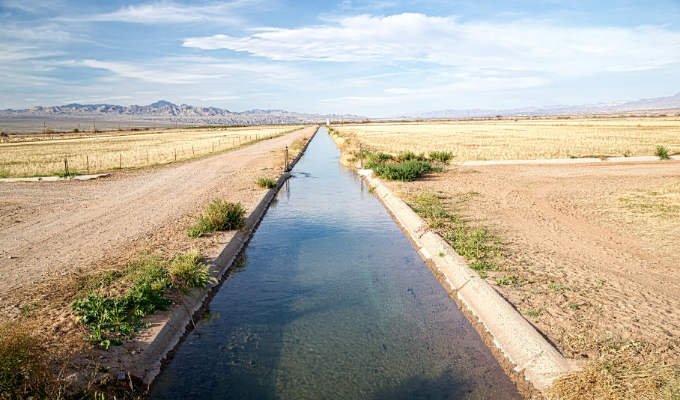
[0,126,314,299]
[387,160,680,365]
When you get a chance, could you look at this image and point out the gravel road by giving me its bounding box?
[0,127,316,295]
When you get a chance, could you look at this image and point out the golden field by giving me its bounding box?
[333,118,680,161]
[0,125,306,177]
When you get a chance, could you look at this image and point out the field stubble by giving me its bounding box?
[334,119,680,162]
[0,125,304,178]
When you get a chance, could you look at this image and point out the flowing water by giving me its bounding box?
[148,128,522,399]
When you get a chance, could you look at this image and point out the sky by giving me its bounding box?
[1,0,679,116]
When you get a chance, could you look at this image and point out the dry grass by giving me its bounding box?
[549,357,680,400]
[334,119,680,161]
[0,125,305,178]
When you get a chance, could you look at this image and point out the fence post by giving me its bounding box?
[87,156,90,174]
[119,154,122,169]
[360,143,363,169]
[64,157,69,177]
[285,146,288,171]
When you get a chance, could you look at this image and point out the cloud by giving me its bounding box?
[183,13,680,76]
[385,88,411,94]
[65,0,258,24]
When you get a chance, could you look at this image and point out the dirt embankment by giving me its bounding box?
[388,161,680,365]
[0,127,315,312]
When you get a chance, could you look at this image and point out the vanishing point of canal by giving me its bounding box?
[148,128,522,399]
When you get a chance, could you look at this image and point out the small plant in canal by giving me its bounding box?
[188,200,246,238]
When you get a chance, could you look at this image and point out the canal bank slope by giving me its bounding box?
[357,169,578,398]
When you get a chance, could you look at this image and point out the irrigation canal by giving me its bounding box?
[148,128,522,399]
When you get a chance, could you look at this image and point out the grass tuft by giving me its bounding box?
[188,200,246,238]
[256,177,277,189]
[428,151,454,163]
[169,251,215,295]
[656,145,671,160]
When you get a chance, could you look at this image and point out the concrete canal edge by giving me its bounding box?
[358,169,580,400]
[138,128,318,386]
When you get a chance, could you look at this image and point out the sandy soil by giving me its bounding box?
[0,126,315,311]
[388,160,680,363]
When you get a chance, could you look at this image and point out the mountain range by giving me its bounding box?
[401,92,680,119]
[0,101,363,125]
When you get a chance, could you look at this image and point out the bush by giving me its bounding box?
[396,151,425,162]
[429,151,454,163]
[656,145,670,160]
[256,177,277,189]
[188,200,246,238]
[373,160,433,182]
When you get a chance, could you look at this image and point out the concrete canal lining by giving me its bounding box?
[358,168,580,398]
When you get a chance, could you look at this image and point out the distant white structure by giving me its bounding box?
[326,118,330,126]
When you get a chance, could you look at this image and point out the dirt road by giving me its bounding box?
[0,127,315,297]
[389,160,680,362]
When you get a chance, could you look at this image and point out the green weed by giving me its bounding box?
[188,200,246,238]
[372,160,433,182]
[496,275,517,285]
[256,177,277,189]
[548,283,567,291]
[396,151,425,162]
[71,251,213,349]
[169,251,215,295]
[428,151,454,163]
[656,145,671,160]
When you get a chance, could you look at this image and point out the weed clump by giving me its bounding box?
[169,251,214,293]
[188,200,246,238]
[656,145,671,160]
[396,151,425,162]
[71,252,212,349]
[429,151,454,163]
[373,160,433,182]
[256,177,277,189]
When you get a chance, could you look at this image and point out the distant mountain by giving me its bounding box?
[0,101,363,125]
[402,92,680,119]
[149,100,177,108]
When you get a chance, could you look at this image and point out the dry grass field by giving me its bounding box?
[0,125,305,178]
[334,118,680,161]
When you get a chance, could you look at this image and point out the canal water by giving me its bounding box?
[148,128,521,399]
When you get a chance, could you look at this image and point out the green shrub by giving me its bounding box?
[188,200,246,238]
[396,151,425,162]
[656,145,671,160]
[256,177,277,189]
[373,160,432,182]
[429,151,454,163]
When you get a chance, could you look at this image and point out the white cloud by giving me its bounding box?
[66,0,259,24]
[385,88,411,94]
[183,13,680,76]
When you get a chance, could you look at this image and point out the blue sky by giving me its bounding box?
[1,0,679,116]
